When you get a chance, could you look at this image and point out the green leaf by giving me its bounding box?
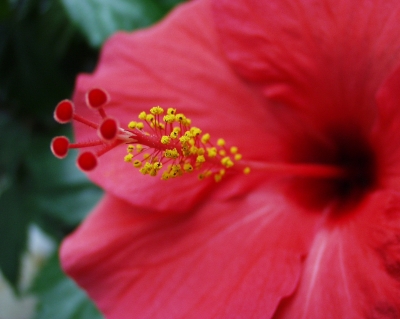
[0,0,98,121]
[60,0,176,48]
[0,184,30,287]
[26,131,103,235]
[0,0,10,19]
[32,253,104,319]
[0,112,32,287]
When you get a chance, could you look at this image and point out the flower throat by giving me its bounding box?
[50,88,376,208]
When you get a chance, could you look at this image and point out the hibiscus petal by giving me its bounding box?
[213,0,400,134]
[273,190,400,319]
[61,178,320,319]
[72,0,281,214]
[374,63,400,190]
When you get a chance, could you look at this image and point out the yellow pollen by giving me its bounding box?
[133,160,142,168]
[179,135,190,143]
[190,127,202,136]
[163,114,175,123]
[196,155,206,163]
[170,130,179,139]
[150,106,164,115]
[146,114,155,122]
[128,121,137,129]
[184,130,192,138]
[138,111,146,120]
[207,147,217,158]
[124,106,249,183]
[201,133,210,144]
[124,154,133,162]
[176,113,186,122]
[217,138,225,146]
[136,144,143,152]
[167,108,176,115]
[161,136,171,144]
[153,162,162,170]
[149,168,158,176]
[161,171,170,180]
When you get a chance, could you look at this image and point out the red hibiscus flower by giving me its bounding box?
[53,0,400,318]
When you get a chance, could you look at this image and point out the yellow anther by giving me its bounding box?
[214,174,222,183]
[146,114,155,122]
[138,111,147,120]
[169,170,179,178]
[167,108,176,115]
[217,138,225,146]
[136,144,143,152]
[221,156,230,165]
[170,130,179,139]
[161,136,171,144]
[179,135,190,144]
[164,148,179,159]
[176,113,186,122]
[128,121,137,129]
[201,133,210,144]
[171,164,182,172]
[207,147,217,158]
[124,154,133,162]
[150,106,164,115]
[196,155,206,163]
[221,156,234,168]
[133,160,142,168]
[163,114,175,123]
[149,169,158,177]
[139,162,152,175]
[190,127,202,137]
[190,146,198,155]
[161,171,170,180]
[126,107,247,181]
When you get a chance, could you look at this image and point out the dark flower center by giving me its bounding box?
[286,128,377,213]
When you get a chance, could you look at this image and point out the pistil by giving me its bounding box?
[50,88,350,183]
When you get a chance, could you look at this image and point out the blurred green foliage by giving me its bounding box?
[0,0,184,317]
